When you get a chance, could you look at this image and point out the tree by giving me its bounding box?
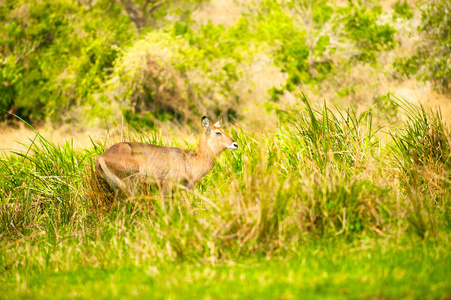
[111,0,206,29]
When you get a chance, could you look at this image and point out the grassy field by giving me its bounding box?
[1,96,450,298]
[2,240,449,299]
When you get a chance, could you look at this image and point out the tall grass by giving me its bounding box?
[389,97,451,237]
[1,96,450,276]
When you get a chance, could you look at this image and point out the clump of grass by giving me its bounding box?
[389,96,451,237]
[390,97,451,170]
[0,130,93,240]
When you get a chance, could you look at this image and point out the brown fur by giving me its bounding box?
[95,117,238,196]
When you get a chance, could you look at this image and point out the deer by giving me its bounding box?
[95,116,238,197]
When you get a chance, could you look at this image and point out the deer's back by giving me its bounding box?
[97,142,188,181]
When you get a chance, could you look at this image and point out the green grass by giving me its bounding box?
[1,95,450,298]
[2,240,450,299]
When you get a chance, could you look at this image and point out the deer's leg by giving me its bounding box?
[182,179,196,191]
[161,180,173,198]
[97,157,127,196]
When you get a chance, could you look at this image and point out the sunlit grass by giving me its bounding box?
[1,96,450,298]
[2,239,450,299]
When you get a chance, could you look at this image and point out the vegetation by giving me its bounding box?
[1,95,450,298]
[1,0,451,298]
[394,0,451,94]
[0,0,135,122]
[2,244,449,299]
[1,0,432,126]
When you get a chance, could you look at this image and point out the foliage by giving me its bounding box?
[0,0,134,122]
[104,32,191,128]
[107,20,262,126]
[112,0,399,126]
[0,0,212,123]
[114,0,207,29]
[394,0,414,19]
[394,0,451,94]
[1,0,400,124]
[255,0,397,99]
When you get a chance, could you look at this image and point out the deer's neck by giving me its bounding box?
[188,134,216,179]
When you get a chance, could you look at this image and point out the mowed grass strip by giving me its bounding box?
[2,240,450,299]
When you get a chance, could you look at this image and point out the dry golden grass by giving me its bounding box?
[0,122,105,153]
[191,0,249,26]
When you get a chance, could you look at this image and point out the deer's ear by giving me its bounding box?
[213,119,222,128]
[202,116,210,132]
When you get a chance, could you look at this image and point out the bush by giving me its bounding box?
[252,0,397,100]
[394,0,451,94]
[0,0,134,122]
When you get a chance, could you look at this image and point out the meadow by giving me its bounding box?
[1,96,450,298]
[2,0,451,298]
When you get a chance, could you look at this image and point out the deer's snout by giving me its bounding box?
[228,142,239,150]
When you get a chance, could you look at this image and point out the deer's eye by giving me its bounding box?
[215,131,222,135]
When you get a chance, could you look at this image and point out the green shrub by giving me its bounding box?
[0,0,134,122]
[394,0,414,19]
[394,0,451,94]
[248,0,397,100]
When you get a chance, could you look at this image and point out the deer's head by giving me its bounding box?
[201,116,238,156]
